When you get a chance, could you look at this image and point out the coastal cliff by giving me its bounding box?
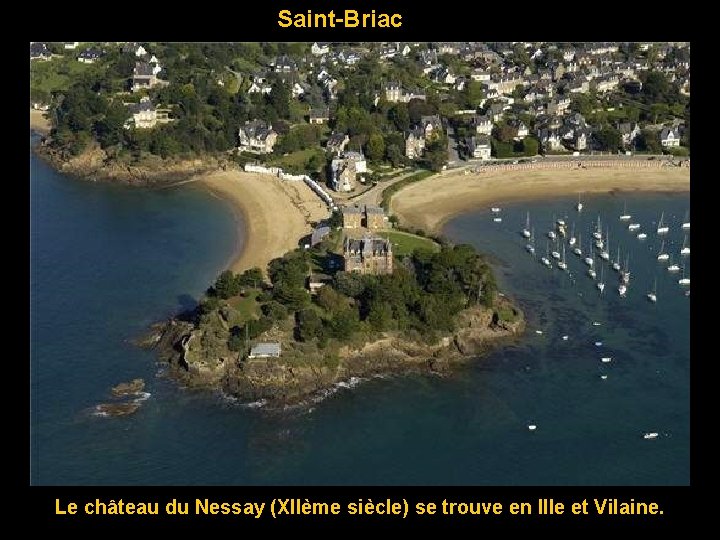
[147,300,524,408]
[34,141,228,186]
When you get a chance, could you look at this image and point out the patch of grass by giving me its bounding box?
[379,231,439,257]
[380,170,435,211]
[30,56,100,96]
[496,306,518,323]
[268,148,323,171]
[225,289,261,325]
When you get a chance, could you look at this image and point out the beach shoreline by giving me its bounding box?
[197,170,330,274]
[30,108,51,134]
[391,164,690,235]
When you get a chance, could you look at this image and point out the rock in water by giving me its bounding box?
[111,378,145,397]
[95,402,141,417]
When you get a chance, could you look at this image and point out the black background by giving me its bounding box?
[25,3,703,532]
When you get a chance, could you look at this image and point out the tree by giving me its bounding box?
[423,137,449,172]
[213,270,241,299]
[594,126,622,152]
[386,144,403,167]
[334,271,365,298]
[463,81,484,109]
[267,80,290,119]
[639,129,662,153]
[522,137,539,156]
[297,309,323,342]
[365,132,385,162]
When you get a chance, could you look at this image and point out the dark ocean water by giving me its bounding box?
[31,140,689,485]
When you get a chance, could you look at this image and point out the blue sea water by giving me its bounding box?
[31,139,689,485]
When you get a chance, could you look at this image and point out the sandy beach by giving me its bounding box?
[391,163,690,234]
[199,170,330,274]
[30,109,51,134]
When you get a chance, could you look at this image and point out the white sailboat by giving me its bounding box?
[657,239,669,261]
[618,283,627,296]
[584,253,594,267]
[491,207,501,213]
[647,278,657,303]
[637,232,647,239]
[573,232,583,256]
[576,193,583,212]
[667,254,680,272]
[596,265,605,292]
[628,223,641,231]
[593,215,603,240]
[600,228,610,260]
[547,229,556,240]
[558,244,568,270]
[568,223,577,246]
[588,255,596,279]
[522,212,531,238]
[541,241,552,268]
[551,239,561,260]
[525,227,536,255]
[680,234,690,256]
[621,255,631,284]
[493,216,502,222]
[682,210,690,230]
[619,201,631,221]
[678,266,690,285]
[657,211,669,234]
[612,244,622,272]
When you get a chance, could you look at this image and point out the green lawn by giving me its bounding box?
[379,231,439,257]
[268,147,324,171]
[30,56,100,97]
[225,289,261,325]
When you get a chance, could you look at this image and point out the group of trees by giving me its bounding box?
[197,241,499,355]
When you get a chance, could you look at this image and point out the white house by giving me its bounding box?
[135,45,147,57]
[468,136,492,160]
[125,97,157,129]
[238,120,277,154]
[660,127,681,148]
[311,42,330,56]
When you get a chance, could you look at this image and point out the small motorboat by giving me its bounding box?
[643,432,659,440]
[600,375,608,380]
[601,357,612,363]
[628,223,641,231]
[528,425,537,431]
[493,217,502,223]
[637,233,647,239]
[491,207,501,213]
[594,341,603,347]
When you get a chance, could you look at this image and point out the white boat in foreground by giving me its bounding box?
[618,284,627,296]
[678,278,690,285]
[600,375,608,380]
[637,232,647,239]
[657,211,669,234]
[576,194,583,212]
[657,239,669,261]
[601,357,612,363]
[628,223,641,231]
[681,210,689,230]
[680,234,690,256]
[643,432,659,440]
[620,202,631,221]
[528,425,537,431]
[647,278,657,303]
[493,217,502,223]
[522,212,531,238]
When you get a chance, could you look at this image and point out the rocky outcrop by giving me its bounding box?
[148,300,525,409]
[111,378,145,397]
[34,142,230,186]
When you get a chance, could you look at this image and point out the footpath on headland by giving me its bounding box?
[390,159,690,234]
